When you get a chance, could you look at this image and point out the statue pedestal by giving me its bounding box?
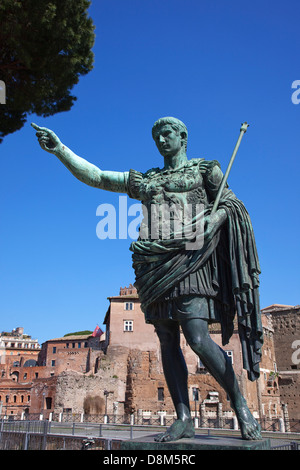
[120,433,271,451]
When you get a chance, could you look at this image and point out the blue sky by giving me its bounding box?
[1,0,299,345]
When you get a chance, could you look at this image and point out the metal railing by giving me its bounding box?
[2,412,300,430]
[1,418,300,450]
[271,442,300,451]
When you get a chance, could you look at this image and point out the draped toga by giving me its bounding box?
[126,158,263,381]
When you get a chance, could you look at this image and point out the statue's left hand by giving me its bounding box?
[204,209,227,243]
[31,123,62,155]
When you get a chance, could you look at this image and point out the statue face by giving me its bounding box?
[154,124,183,158]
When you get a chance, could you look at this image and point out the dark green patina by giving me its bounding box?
[32,117,262,443]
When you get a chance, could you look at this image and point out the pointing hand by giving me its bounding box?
[31,123,62,154]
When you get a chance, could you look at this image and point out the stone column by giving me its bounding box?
[200,402,206,427]
[233,416,239,430]
[279,417,285,432]
[282,404,290,432]
[217,402,223,429]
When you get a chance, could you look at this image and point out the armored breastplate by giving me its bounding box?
[132,160,209,240]
[139,159,209,209]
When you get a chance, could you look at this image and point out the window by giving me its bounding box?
[158,387,164,401]
[11,372,19,382]
[46,397,52,410]
[124,320,133,332]
[124,302,134,311]
[52,347,56,354]
[51,360,55,367]
[78,342,81,348]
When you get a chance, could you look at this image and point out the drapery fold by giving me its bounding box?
[130,191,263,381]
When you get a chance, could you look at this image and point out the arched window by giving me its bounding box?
[11,371,19,382]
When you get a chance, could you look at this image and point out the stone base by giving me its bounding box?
[121,433,271,451]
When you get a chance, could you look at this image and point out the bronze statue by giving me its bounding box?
[32,117,262,441]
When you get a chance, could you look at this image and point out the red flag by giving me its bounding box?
[92,325,104,337]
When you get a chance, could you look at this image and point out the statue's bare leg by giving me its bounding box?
[153,320,195,442]
[181,317,261,440]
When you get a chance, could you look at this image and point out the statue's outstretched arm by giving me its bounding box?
[31,123,128,193]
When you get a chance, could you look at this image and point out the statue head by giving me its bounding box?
[152,117,188,151]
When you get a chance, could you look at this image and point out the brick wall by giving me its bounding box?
[265,305,300,419]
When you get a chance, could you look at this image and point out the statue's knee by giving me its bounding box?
[188,338,202,354]
[187,334,209,356]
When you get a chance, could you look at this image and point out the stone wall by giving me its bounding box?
[267,305,300,420]
[53,346,130,416]
[47,323,282,420]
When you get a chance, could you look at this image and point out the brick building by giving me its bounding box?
[0,327,40,364]
[0,328,106,418]
[261,304,300,421]
[0,291,298,425]
[0,328,41,416]
[103,285,282,423]
[37,332,105,375]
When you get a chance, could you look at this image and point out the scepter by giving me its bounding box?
[211,122,249,215]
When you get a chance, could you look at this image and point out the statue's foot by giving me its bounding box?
[235,398,262,440]
[154,418,195,442]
